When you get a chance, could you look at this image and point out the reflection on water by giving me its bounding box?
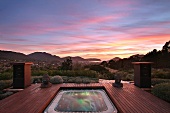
[55,91,107,112]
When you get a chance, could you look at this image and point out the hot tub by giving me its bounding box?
[44,89,117,113]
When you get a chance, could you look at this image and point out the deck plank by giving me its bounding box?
[0,83,170,113]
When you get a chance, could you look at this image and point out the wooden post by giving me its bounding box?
[13,62,33,89]
[132,62,153,88]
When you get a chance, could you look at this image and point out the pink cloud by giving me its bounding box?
[80,15,117,24]
[1,13,126,37]
[129,34,170,44]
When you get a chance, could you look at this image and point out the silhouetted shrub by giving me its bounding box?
[31,70,99,78]
[151,83,170,102]
[152,69,170,79]
[32,70,48,76]
[0,72,13,80]
[115,71,134,81]
[0,92,13,100]
[89,65,109,74]
[75,77,82,84]
[31,76,42,83]
[50,75,63,84]
[61,57,72,70]
[61,76,69,83]
[99,72,115,80]
[90,78,99,83]
[0,80,12,90]
[82,78,90,84]
[55,70,99,78]
[67,77,76,83]
[151,78,170,86]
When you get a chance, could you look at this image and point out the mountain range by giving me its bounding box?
[0,50,101,62]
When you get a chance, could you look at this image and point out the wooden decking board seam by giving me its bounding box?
[35,85,61,113]
[121,86,163,113]
[104,84,140,113]
[123,84,169,112]
[105,83,164,113]
[104,84,134,112]
[104,86,127,113]
[107,82,154,112]
[125,85,169,113]
[115,86,153,112]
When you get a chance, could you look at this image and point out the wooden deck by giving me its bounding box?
[0,83,170,113]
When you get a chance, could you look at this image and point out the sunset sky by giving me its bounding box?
[0,0,170,60]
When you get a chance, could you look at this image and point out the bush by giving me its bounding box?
[61,76,69,83]
[50,75,63,84]
[55,70,99,78]
[151,83,170,102]
[0,92,13,100]
[152,69,170,79]
[123,74,134,81]
[82,78,90,84]
[90,78,99,83]
[32,70,99,78]
[151,78,170,86]
[32,70,48,76]
[67,77,76,83]
[31,76,42,83]
[75,77,82,84]
[89,65,109,74]
[0,80,13,90]
[0,72,13,80]
[72,62,84,70]
[60,76,98,83]
[118,68,134,73]
[114,71,134,81]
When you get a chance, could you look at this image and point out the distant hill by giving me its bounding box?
[62,56,85,62]
[112,57,121,62]
[62,56,100,62]
[28,52,61,62]
[0,50,101,62]
[85,58,101,62]
[0,50,30,61]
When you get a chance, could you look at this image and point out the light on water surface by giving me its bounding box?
[44,90,118,113]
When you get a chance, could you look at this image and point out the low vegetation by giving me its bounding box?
[31,69,99,78]
[0,72,13,80]
[32,75,98,84]
[151,78,170,86]
[114,71,134,81]
[0,80,13,100]
[0,80,12,91]
[152,68,170,79]
[0,91,13,100]
[151,83,170,103]
[50,75,63,84]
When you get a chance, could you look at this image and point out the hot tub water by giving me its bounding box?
[44,89,117,113]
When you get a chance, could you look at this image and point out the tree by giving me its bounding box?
[61,57,72,70]
[162,40,170,53]
[100,61,107,67]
